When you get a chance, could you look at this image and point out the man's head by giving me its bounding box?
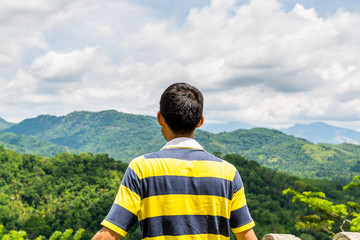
[159,83,204,137]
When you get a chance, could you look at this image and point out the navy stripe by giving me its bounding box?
[121,167,141,196]
[105,203,138,232]
[141,175,232,200]
[144,149,223,162]
[230,205,253,229]
[140,215,230,238]
[232,171,244,193]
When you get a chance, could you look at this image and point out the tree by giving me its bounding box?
[283,176,360,237]
[22,216,52,239]
[0,225,84,240]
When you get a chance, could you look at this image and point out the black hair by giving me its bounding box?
[160,83,203,134]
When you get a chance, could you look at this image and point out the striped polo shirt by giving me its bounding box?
[101,137,255,240]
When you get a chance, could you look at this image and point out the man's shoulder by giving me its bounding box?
[138,148,236,169]
[128,149,238,181]
[143,148,223,162]
[128,150,162,166]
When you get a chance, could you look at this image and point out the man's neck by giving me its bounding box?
[166,133,194,142]
[165,130,195,142]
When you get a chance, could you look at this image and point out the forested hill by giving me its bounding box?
[196,129,360,181]
[0,132,71,156]
[1,110,360,181]
[2,110,165,159]
[1,146,359,239]
[0,117,13,130]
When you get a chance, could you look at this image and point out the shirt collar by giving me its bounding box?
[162,137,204,150]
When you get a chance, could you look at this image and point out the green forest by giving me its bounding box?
[1,146,359,240]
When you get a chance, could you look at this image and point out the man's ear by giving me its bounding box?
[196,115,204,128]
[157,111,165,127]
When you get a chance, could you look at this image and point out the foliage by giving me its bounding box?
[71,229,84,240]
[0,133,71,157]
[344,176,360,190]
[283,176,360,237]
[0,225,84,240]
[0,147,127,239]
[48,231,61,240]
[1,146,359,239]
[223,154,359,239]
[344,176,360,232]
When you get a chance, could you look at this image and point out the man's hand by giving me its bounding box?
[234,228,258,240]
[92,227,121,240]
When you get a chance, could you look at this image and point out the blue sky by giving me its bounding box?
[1,0,360,131]
[281,0,360,16]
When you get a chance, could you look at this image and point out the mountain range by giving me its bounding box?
[282,122,360,145]
[200,119,360,146]
[0,111,165,160]
[199,121,255,133]
[0,110,359,181]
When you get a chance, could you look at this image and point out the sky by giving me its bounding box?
[1,0,360,131]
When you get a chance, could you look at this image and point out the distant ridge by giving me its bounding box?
[1,110,360,181]
[2,110,165,161]
[200,121,255,133]
[0,117,14,131]
[0,132,71,156]
[282,122,360,144]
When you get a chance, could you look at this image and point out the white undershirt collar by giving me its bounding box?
[162,137,204,150]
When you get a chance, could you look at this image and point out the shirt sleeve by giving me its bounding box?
[230,170,255,233]
[101,159,142,237]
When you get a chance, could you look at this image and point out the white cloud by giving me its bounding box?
[0,0,102,72]
[292,4,318,22]
[113,0,360,127]
[29,47,98,81]
[1,0,360,131]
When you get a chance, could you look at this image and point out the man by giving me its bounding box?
[92,83,257,240]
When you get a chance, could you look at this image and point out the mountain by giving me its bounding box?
[196,128,360,181]
[2,110,166,161]
[199,121,255,133]
[282,122,360,144]
[2,110,360,181]
[0,117,14,131]
[0,132,72,156]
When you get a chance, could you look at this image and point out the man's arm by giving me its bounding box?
[92,227,121,240]
[234,228,258,240]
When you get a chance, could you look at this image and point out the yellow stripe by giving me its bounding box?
[130,157,236,181]
[231,187,246,211]
[143,233,229,240]
[139,194,231,220]
[101,219,128,237]
[114,185,141,216]
[231,221,255,233]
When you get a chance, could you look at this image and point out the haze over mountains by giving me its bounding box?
[201,120,360,146]
[282,122,360,145]
[0,117,14,130]
[200,121,255,133]
[0,110,359,182]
